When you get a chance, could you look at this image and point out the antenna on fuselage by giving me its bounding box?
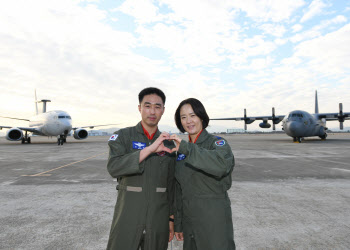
[315,90,319,114]
[38,99,51,113]
[35,90,51,113]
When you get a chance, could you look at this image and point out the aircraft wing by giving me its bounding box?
[0,125,44,136]
[317,112,350,121]
[0,125,12,129]
[72,124,119,130]
[211,113,285,130]
[0,116,30,121]
[211,115,285,122]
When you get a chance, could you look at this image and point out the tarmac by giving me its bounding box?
[0,133,350,250]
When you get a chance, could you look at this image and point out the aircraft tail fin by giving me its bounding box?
[35,89,38,115]
[315,90,319,114]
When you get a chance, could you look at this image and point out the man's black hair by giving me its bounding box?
[174,98,209,133]
[138,87,166,105]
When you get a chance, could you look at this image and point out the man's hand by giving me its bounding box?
[175,232,184,241]
[149,132,173,154]
[169,215,174,242]
[139,132,173,163]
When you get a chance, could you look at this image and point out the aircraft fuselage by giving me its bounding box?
[29,110,73,136]
[282,110,326,138]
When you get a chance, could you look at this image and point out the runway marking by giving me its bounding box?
[308,157,350,166]
[331,168,350,173]
[22,152,107,177]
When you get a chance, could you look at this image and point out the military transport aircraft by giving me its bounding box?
[211,91,350,143]
[0,92,116,145]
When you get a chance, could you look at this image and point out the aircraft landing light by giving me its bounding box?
[22,152,107,177]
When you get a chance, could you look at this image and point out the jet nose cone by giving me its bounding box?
[60,120,72,131]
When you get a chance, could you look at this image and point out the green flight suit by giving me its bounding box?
[174,129,235,250]
[106,122,175,250]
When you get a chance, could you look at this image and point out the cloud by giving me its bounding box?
[290,15,347,43]
[292,24,303,32]
[258,24,287,37]
[1,0,349,132]
[230,0,306,22]
[300,0,329,23]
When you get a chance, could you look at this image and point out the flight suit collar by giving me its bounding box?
[136,122,160,140]
[193,129,209,144]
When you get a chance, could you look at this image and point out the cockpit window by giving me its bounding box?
[291,113,303,118]
[58,115,71,119]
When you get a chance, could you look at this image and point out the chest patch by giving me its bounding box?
[177,153,186,161]
[215,139,225,146]
[109,134,118,141]
[132,141,146,150]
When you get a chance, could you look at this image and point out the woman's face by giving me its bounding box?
[180,104,203,136]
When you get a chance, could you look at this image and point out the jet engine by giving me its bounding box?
[259,121,271,129]
[6,128,23,141]
[73,128,88,140]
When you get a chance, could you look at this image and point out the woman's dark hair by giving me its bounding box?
[175,98,209,133]
[138,87,166,105]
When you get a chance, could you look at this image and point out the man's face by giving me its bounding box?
[138,94,165,128]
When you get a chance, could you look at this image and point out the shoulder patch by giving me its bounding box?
[215,139,225,146]
[109,134,118,141]
[177,153,186,161]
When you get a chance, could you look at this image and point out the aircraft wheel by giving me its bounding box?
[57,139,61,145]
[319,134,327,140]
[28,137,31,144]
[293,137,297,142]
[297,137,302,143]
[21,138,25,144]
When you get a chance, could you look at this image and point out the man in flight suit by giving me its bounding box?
[106,87,175,250]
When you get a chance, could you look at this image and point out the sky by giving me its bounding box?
[1,0,350,133]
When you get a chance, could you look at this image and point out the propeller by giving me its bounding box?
[272,107,276,130]
[244,108,247,130]
[338,103,344,130]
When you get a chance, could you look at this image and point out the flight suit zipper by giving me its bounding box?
[143,139,153,235]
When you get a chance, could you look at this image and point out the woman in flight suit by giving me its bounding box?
[170,98,235,250]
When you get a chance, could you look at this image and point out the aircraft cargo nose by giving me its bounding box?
[287,121,302,134]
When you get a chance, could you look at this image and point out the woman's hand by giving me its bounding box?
[148,132,173,153]
[175,232,184,241]
[170,134,182,152]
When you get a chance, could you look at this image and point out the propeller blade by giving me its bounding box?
[340,122,344,130]
[272,107,276,130]
[339,103,343,115]
[244,108,247,130]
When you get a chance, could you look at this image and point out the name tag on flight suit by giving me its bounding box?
[132,141,146,150]
[177,154,186,161]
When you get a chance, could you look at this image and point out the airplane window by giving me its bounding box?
[58,116,65,119]
[66,116,71,119]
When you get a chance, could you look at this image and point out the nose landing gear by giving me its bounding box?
[57,135,67,145]
[293,137,302,143]
[319,133,327,140]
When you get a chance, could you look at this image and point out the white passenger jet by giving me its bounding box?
[0,93,116,145]
[211,91,350,143]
